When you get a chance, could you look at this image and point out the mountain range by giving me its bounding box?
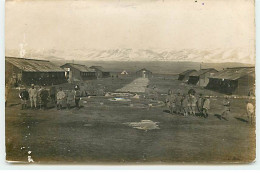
[5,47,254,64]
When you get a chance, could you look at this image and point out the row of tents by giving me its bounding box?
[178,67,255,96]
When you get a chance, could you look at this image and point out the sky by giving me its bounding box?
[5,0,255,63]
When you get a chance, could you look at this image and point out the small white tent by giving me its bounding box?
[121,70,128,75]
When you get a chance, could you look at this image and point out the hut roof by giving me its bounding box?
[61,63,95,72]
[210,67,255,80]
[136,68,152,73]
[179,69,197,76]
[90,66,105,72]
[6,57,65,72]
[189,68,218,77]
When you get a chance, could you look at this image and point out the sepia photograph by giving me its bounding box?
[5,0,255,164]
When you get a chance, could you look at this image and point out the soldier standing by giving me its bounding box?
[28,84,38,109]
[19,88,29,110]
[38,86,43,109]
[67,89,75,109]
[197,94,204,114]
[221,97,230,120]
[75,85,81,109]
[40,86,49,110]
[169,91,176,114]
[50,84,57,103]
[181,94,189,116]
[202,96,210,118]
[175,92,182,114]
[246,100,254,124]
[56,87,66,110]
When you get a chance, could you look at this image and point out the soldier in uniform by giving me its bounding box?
[175,92,182,114]
[19,88,29,110]
[39,86,49,110]
[56,87,66,110]
[67,89,75,109]
[38,86,43,109]
[75,85,81,109]
[221,97,230,120]
[202,96,210,118]
[197,94,204,114]
[246,100,255,125]
[188,94,197,116]
[50,84,57,103]
[181,94,189,116]
[165,90,176,114]
[28,84,38,109]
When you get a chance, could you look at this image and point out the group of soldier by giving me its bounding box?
[19,84,82,110]
[165,89,211,118]
[165,88,255,123]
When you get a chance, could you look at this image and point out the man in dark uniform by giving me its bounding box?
[75,85,81,109]
[50,84,57,103]
[19,88,29,110]
[40,87,49,110]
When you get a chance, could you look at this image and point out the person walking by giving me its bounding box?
[28,84,38,109]
[56,87,66,110]
[19,88,29,110]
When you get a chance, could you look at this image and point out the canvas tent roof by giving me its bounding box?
[62,63,95,72]
[6,57,65,72]
[189,68,217,77]
[210,67,255,80]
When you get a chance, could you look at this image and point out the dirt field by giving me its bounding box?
[5,75,255,164]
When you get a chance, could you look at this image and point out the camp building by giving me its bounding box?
[136,68,153,78]
[178,69,197,82]
[90,66,110,78]
[61,63,96,82]
[205,67,255,95]
[5,57,66,86]
[187,68,218,86]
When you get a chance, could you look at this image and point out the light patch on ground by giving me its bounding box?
[123,120,160,131]
[116,78,149,93]
[108,98,131,102]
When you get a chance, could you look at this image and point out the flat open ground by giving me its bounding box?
[5,75,255,164]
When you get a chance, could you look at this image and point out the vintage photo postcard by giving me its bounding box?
[5,0,255,164]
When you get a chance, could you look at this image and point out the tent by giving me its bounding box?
[121,70,128,75]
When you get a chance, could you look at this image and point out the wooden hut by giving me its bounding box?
[90,66,110,78]
[178,70,197,82]
[61,63,96,82]
[136,68,153,78]
[5,57,66,86]
[187,68,218,86]
[205,67,255,95]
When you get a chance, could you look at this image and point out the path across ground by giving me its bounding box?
[116,78,149,93]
